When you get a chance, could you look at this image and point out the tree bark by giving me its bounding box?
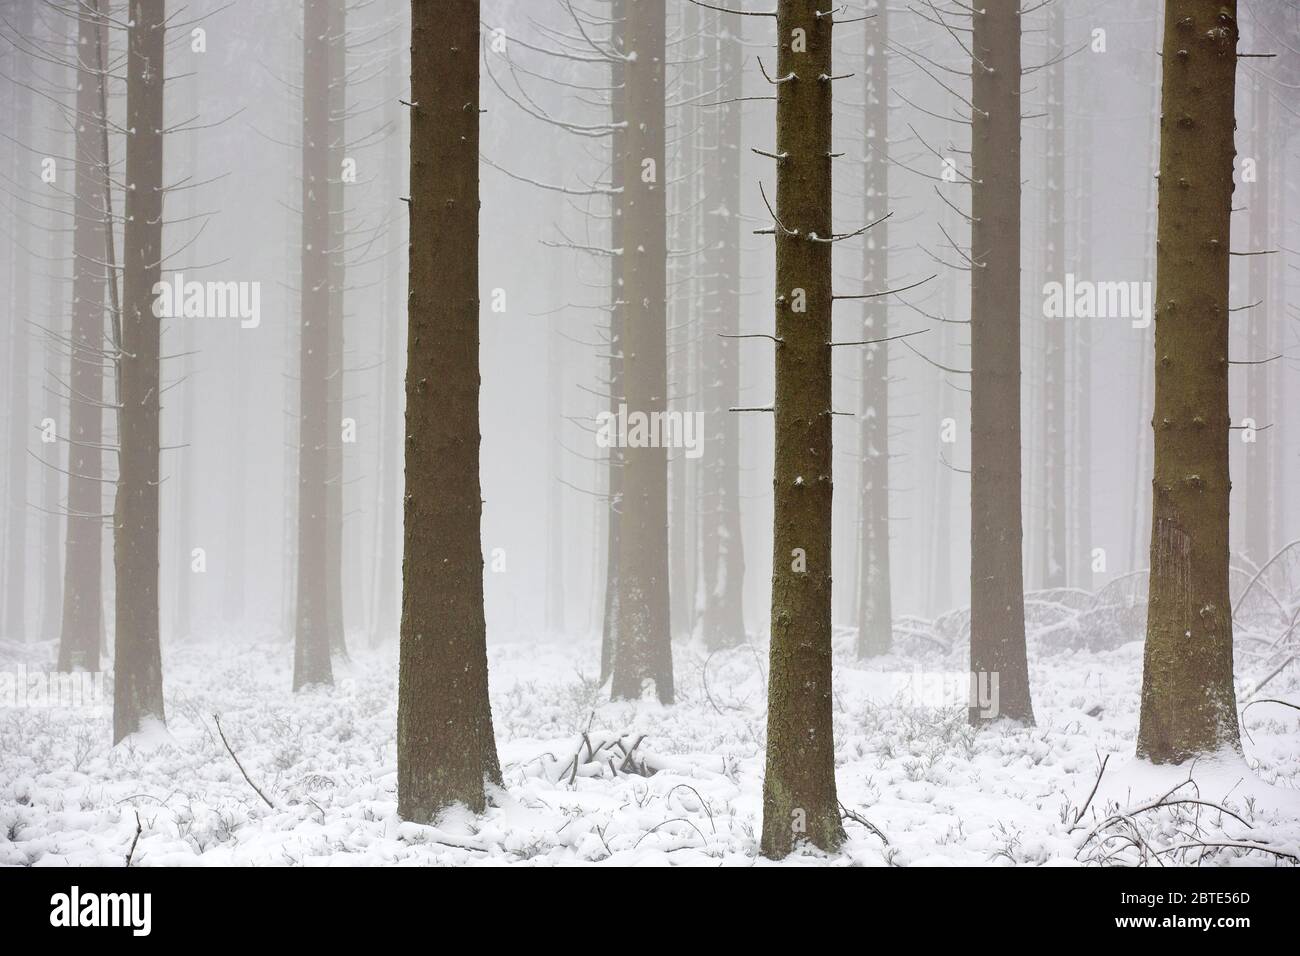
[1243,74,1271,565]
[294,0,335,690]
[761,0,844,859]
[599,0,626,682]
[372,36,406,644]
[1137,0,1241,762]
[397,0,502,819]
[326,0,348,656]
[1041,0,1067,589]
[113,0,167,742]
[610,0,673,704]
[700,11,747,652]
[4,0,34,642]
[59,2,109,672]
[969,0,1033,726]
[856,0,891,658]
[1072,100,1093,589]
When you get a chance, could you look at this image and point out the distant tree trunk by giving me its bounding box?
[969,0,1033,726]
[397,0,501,820]
[114,0,167,742]
[610,0,673,704]
[1130,12,1161,576]
[4,0,34,642]
[325,0,348,657]
[372,37,406,645]
[281,36,300,646]
[668,0,697,642]
[700,11,746,652]
[856,0,891,658]
[1041,0,1067,589]
[173,64,200,643]
[1137,0,1241,763]
[761,0,844,859]
[224,343,246,624]
[546,305,565,636]
[59,1,108,672]
[927,164,959,616]
[41,15,68,643]
[599,0,626,682]
[1072,103,1093,588]
[294,0,335,690]
[1243,75,1271,565]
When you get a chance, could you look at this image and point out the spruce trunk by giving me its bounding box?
[397,0,502,818]
[760,0,843,858]
[1137,0,1241,762]
[968,0,1033,726]
[113,0,167,742]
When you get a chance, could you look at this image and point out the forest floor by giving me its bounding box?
[3,594,1299,866]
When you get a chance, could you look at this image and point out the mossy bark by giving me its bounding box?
[397,0,502,820]
[760,0,844,859]
[968,0,1033,726]
[1137,0,1241,763]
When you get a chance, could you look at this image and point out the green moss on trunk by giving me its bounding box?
[1137,0,1242,763]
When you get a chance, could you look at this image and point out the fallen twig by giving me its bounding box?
[1070,753,1110,830]
[124,811,142,867]
[839,802,890,845]
[213,713,276,809]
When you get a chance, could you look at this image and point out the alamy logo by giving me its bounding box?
[595,403,704,460]
[0,665,105,712]
[152,272,261,328]
[50,886,151,936]
[881,668,1000,719]
[1042,273,1152,328]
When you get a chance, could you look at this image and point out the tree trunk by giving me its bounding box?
[1137,0,1241,763]
[761,0,844,859]
[4,0,34,642]
[397,0,501,819]
[546,304,565,636]
[59,2,108,672]
[1072,101,1093,589]
[599,0,626,682]
[173,61,200,643]
[856,0,891,658]
[41,12,68,643]
[1129,12,1162,576]
[700,11,747,652]
[1243,75,1271,565]
[372,37,406,645]
[294,0,335,690]
[114,0,167,742]
[668,0,696,642]
[1041,0,1067,589]
[969,0,1033,726]
[610,0,673,704]
[326,0,348,657]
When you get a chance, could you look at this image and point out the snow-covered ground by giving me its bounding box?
[3,593,1298,866]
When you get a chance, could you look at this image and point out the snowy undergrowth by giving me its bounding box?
[2,605,1298,866]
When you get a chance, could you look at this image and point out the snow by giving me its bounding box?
[2,601,1297,867]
